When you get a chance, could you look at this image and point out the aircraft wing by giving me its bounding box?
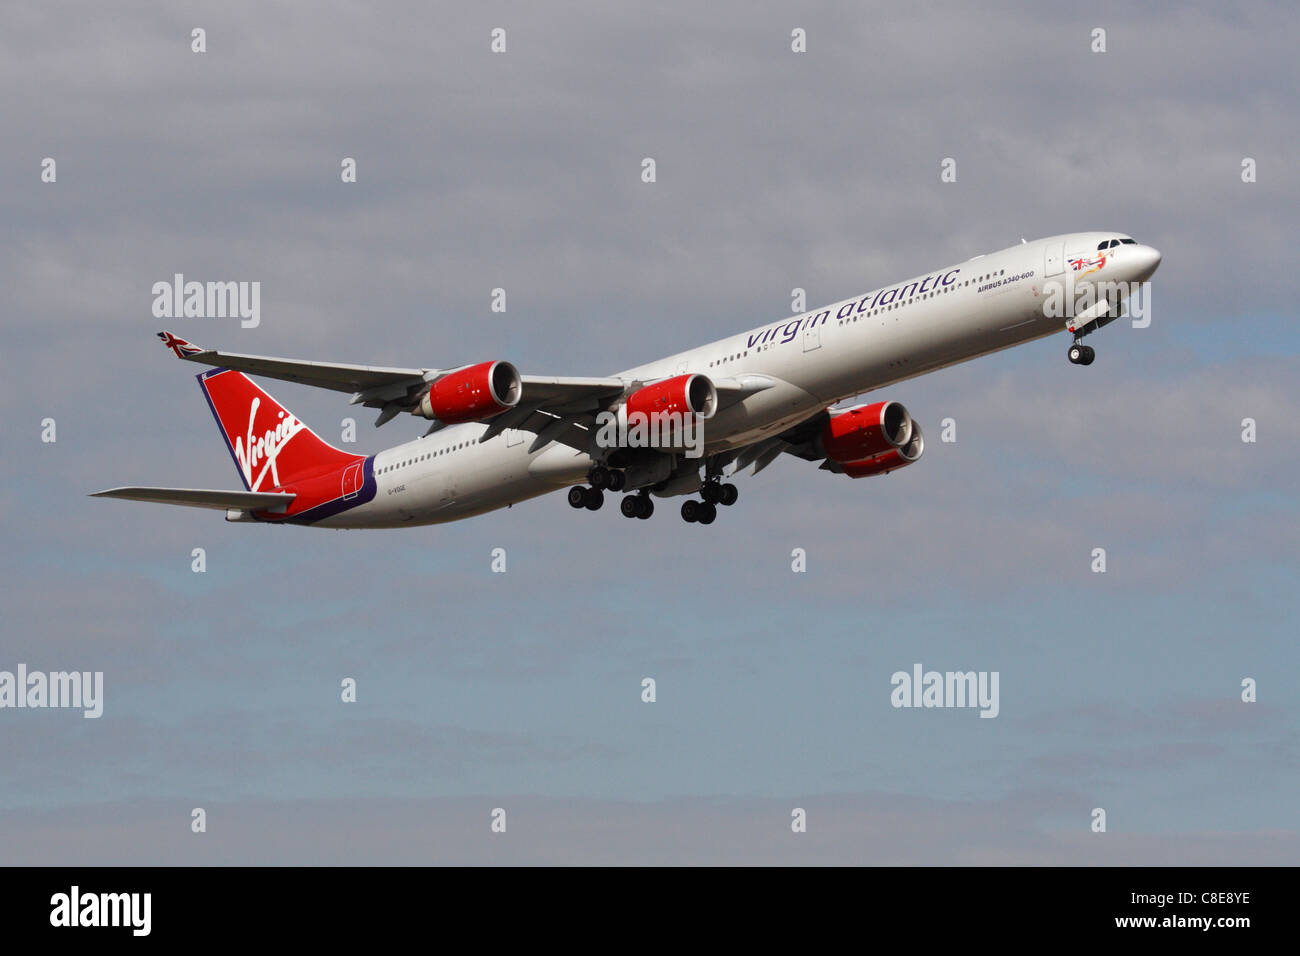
[163,335,432,394]
[712,406,827,478]
[156,332,773,455]
[726,401,925,478]
[90,486,296,512]
[516,375,627,412]
[464,374,767,449]
[159,331,627,431]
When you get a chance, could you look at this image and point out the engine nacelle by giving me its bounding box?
[417,361,521,423]
[625,374,718,422]
[820,400,913,464]
[609,374,717,453]
[840,422,924,478]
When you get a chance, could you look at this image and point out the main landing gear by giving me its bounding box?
[568,466,738,525]
[680,479,738,524]
[619,491,654,520]
[1068,340,1095,365]
[567,485,604,511]
[586,465,626,492]
[570,465,636,515]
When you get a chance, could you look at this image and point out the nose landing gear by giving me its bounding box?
[1068,341,1095,365]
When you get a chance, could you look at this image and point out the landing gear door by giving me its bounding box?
[1044,240,1065,278]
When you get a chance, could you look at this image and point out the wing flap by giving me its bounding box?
[90,487,296,512]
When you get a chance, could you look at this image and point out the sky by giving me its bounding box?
[1,0,1296,864]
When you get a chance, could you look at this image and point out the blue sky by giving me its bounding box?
[1,0,1296,863]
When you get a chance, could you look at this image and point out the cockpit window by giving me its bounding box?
[1120,238,1136,244]
[1098,241,1108,250]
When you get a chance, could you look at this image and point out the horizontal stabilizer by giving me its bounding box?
[90,487,296,512]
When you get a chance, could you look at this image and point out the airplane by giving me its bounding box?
[93,232,1161,528]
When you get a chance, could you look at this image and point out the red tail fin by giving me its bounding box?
[197,368,356,491]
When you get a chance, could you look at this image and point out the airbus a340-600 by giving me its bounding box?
[94,232,1161,527]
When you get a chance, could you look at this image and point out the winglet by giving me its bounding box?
[157,330,204,358]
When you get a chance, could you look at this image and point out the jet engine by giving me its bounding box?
[839,422,924,478]
[625,374,718,422]
[819,400,914,463]
[818,400,924,478]
[416,361,521,423]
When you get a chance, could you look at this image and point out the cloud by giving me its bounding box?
[1,0,1297,862]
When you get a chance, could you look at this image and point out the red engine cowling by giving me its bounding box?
[820,400,913,463]
[841,422,924,478]
[625,374,717,422]
[417,361,521,423]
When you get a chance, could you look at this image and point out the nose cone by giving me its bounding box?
[1132,244,1162,281]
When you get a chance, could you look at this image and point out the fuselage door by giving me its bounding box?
[1044,240,1065,277]
[803,321,822,352]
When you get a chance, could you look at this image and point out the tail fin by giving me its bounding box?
[165,333,355,492]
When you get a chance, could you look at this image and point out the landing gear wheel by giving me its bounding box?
[620,496,641,518]
[697,502,717,525]
[637,496,654,519]
[718,483,738,506]
[567,486,587,509]
[584,488,604,511]
[588,466,610,490]
[1080,345,1095,365]
[607,470,626,492]
[681,500,700,523]
[1068,344,1084,364]
[701,482,722,504]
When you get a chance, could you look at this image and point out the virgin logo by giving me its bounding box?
[234,397,305,490]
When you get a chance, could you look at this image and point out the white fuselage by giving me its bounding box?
[326,232,1160,528]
